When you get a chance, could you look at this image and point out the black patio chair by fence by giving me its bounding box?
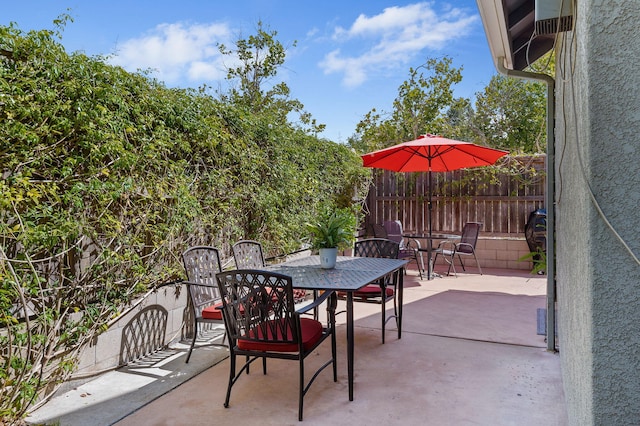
[433,222,483,276]
[215,269,337,421]
[182,246,227,363]
[383,220,424,279]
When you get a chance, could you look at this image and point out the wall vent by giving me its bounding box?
[535,0,573,35]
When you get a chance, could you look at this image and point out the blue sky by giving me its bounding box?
[3,1,497,142]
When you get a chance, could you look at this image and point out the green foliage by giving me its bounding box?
[349,56,463,153]
[306,207,357,251]
[217,21,325,135]
[0,19,368,423]
[473,74,547,153]
[349,55,548,156]
[519,248,547,275]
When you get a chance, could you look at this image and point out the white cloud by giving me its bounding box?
[320,2,478,88]
[109,22,232,85]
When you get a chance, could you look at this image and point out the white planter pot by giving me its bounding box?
[319,247,338,269]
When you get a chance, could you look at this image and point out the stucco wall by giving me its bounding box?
[556,1,640,423]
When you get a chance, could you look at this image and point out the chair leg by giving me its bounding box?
[298,358,305,421]
[381,282,387,344]
[224,353,236,408]
[415,254,423,279]
[397,271,403,339]
[474,253,483,275]
[185,320,198,364]
[418,251,426,277]
[458,254,466,271]
[446,252,456,276]
[392,282,400,339]
[329,293,338,381]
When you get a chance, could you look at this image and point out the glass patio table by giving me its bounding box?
[268,255,408,401]
[404,233,460,280]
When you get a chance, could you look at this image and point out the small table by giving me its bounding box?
[404,233,459,280]
[268,255,408,401]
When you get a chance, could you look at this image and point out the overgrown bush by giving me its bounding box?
[0,21,369,423]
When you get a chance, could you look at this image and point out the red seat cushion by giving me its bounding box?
[338,285,394,300]
[238,318,323,352]
[204,300,247,320]
[293,289,307,300]
[354,284,394,298]
[202,301,224,320]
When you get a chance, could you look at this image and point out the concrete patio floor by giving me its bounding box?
[28,265,568,425]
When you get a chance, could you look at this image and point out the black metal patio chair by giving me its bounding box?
[383,220,424,279]
[433,222,483,276]
[215,269,337,421]
[338,238,402,344]
[181,246,227,363]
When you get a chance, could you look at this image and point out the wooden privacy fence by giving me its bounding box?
[363,155,546,237]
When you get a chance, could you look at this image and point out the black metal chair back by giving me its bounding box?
[181,246,226,362]
[232,240,265,269]
[433,222,483,276]
[372,223,388,238]
[382,220,424,278]
[354,238,399,259]
[458,222,481,254]
[219,270,295,344]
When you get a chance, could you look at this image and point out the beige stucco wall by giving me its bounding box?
[556,0,640,423]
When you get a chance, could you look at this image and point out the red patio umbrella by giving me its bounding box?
[361,134,508,271]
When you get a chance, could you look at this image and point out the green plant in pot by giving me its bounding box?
[307,207,357,269]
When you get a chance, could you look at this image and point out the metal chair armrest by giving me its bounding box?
[295,290,333,315]
[435,239,456,252]
[405,237,421,250]
[454,242,474,254]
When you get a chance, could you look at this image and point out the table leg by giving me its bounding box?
[427,244,444,280]
[347,291,354,401]
[398,268,403,339]
[427,244,433,280]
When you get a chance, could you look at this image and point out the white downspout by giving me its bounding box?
[496,58,557,352]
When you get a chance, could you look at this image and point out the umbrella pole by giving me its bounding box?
[428,170,433,279]
[428,171,433,238]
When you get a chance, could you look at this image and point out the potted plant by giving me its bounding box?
[306,207,357,269]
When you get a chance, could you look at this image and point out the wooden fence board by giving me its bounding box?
[363,155,545,236]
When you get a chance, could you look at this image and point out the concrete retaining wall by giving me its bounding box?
[74,283,187,378]
[431,236,534,271]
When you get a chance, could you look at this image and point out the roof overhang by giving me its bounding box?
[476,0,555,71]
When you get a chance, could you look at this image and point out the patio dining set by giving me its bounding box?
[180,221,483,421]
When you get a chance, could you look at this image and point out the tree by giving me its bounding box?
[441,97,476,142]
[473,74,546,153]
[350,56,462,153]
[217,21,324,134]
[470,51,553,154]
